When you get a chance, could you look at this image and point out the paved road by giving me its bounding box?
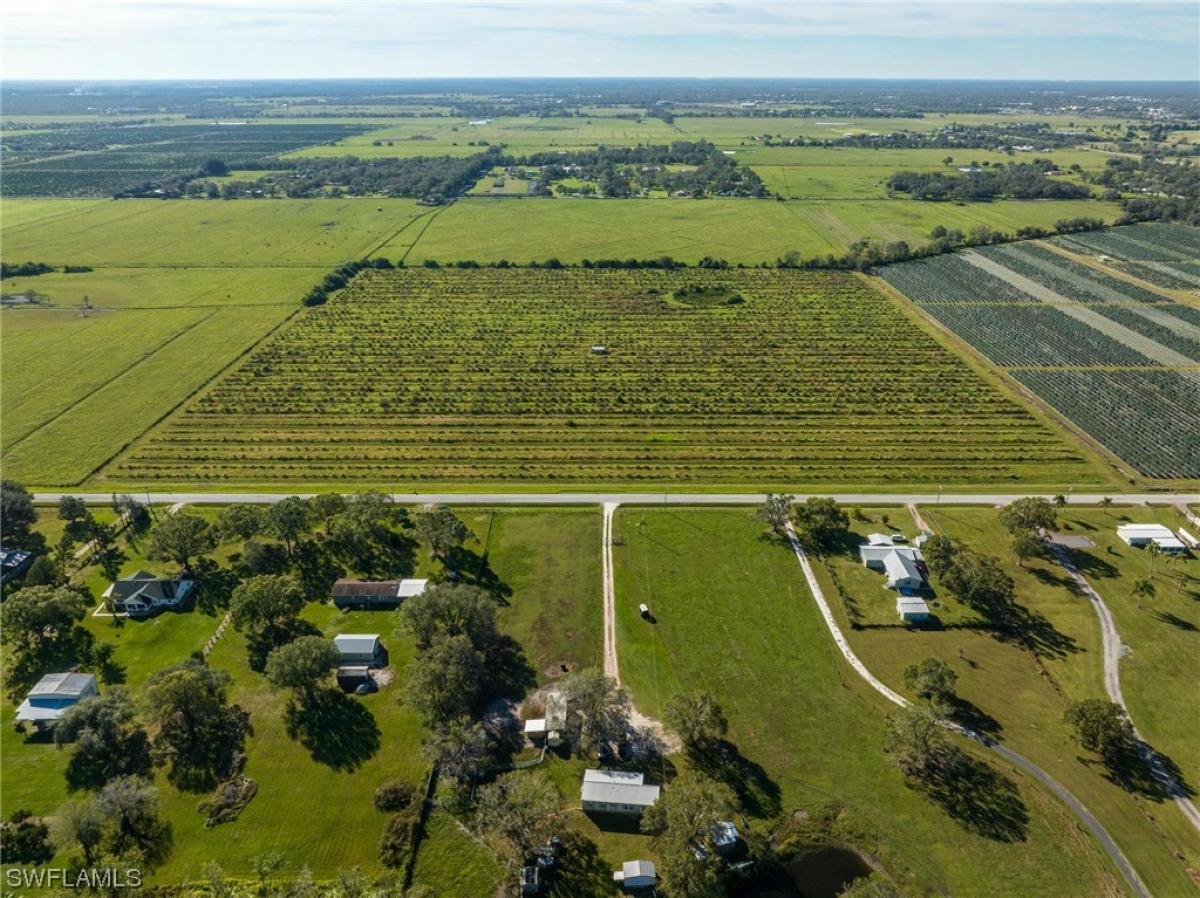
[782,522,1152,898]
[33,491,1200,506]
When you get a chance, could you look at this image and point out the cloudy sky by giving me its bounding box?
[2,0,1197,81]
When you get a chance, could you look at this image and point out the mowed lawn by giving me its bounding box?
[1055,505,1200,790]
[400,197,1122,264]
[820,505,1200,898]
[611,507,1126,898]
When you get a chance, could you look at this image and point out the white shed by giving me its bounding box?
[334,634,384,666]
[613,859,656,889]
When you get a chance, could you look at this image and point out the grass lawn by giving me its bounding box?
[473,507,604,682]
[410,810,504,896]
[1055,505,1200,790]
[818,504,1200,898]
[612,506,1130,898]
[150,604,428,881]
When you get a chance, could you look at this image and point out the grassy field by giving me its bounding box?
[0,198,429,265]
[111,267,1113,489]
[285,115,682,159]
[611,507,1127,898]
[1055,504,1200,790]
[399,197,1121,264]
[813,504,1200,898]
[470,507,604,682]
[0,198,433,487]
[734,146,1111,199]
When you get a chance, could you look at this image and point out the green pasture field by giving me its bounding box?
[733,146,1111,198]
[815,504,1200,897]
[400,197,1121,263]
[0,197,433,488]
[112,267,1115,490]
[467,167,533,196]
[1055,505,1200,790]
[671,113,1127,145]
[463,507,604,681]
[611,506,1127,898]
[1,302,298,485]
[285,115,682,159]
[0,198,429,266]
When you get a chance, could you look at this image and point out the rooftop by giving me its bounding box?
[29,672,97,697]
[334,634,381,654]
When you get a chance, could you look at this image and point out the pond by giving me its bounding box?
[742,845,875,898]
[786,846,874,898]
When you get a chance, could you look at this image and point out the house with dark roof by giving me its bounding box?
[103,570,194,616]
[1,547,36,585]
[15,673,98,731]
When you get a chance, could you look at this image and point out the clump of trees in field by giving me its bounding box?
[887,161,1091,201]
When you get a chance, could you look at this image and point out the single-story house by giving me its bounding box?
[612,860,656,890]
[15,672,98,730]
[334,634,385,666]
[896,597,932,623]
[0,547,35,585]
[331,578,428,608]
[859,541,923,569]
[883,550,926,591]
[1116,524,1186,554]
[103,570,194,616]
[582,769,660,816]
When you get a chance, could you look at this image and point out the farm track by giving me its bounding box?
[782,521,1153,898]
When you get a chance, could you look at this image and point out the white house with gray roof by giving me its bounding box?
[581,769,660,815]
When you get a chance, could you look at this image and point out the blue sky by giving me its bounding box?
[2,1,1197,81]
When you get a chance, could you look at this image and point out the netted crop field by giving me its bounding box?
[880,236,1200,479]
[111,268,1104,488]
[1051,221,1200,289]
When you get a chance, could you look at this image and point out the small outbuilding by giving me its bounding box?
[896,597,932,623]
[613,859,656,890]
[336,664,372,690]
[331,578,428,608]
[15,673,98,731]
[0,547,35,585]
[334,634,385,666]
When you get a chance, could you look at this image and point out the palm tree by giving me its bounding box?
[1101,497,1113,515]
[1132,577,1156,610]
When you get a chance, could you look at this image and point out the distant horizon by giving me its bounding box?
[3,76,1197,85]
[3,1,1196,82]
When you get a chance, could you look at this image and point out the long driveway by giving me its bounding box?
[32,491,1200,506]
[1050,544,1200,834]
[782,522,1152,898]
